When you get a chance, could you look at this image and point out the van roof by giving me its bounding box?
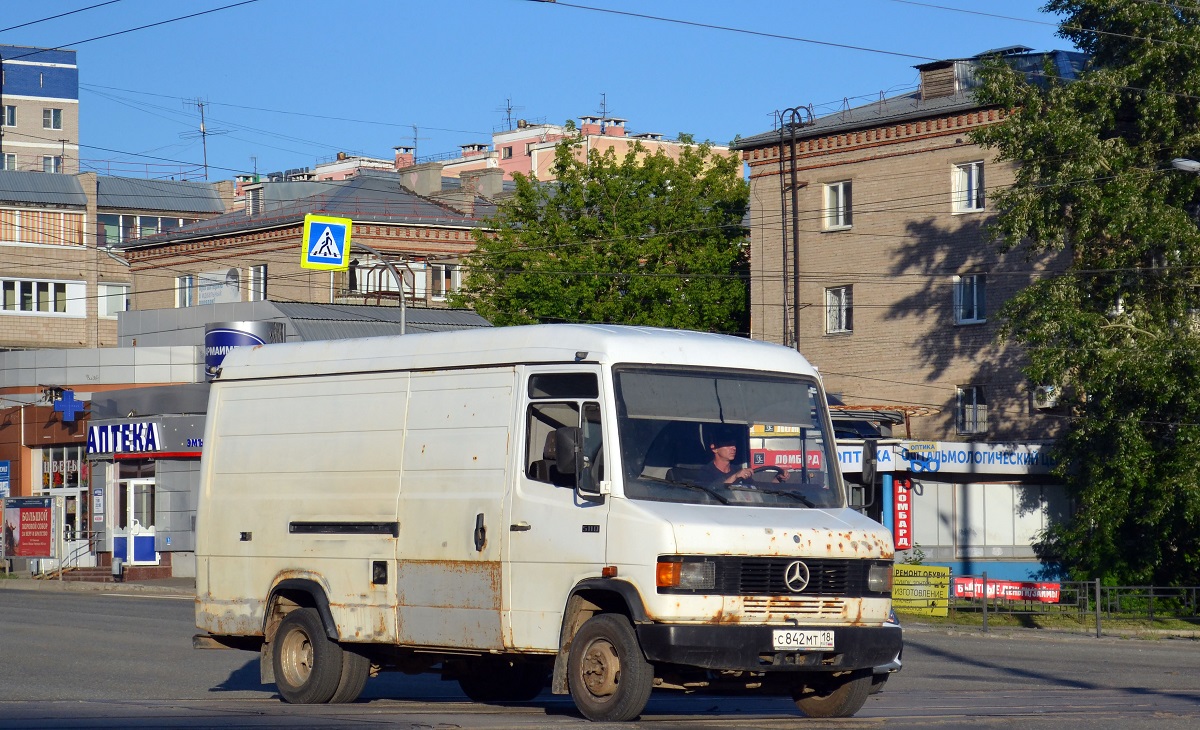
[215,324,819,381]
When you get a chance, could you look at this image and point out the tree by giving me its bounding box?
[971,1,1200,584]
[453,134,749,333]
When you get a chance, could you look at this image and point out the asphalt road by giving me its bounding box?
[1,581,1199,729]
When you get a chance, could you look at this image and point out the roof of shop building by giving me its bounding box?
[120,169,485,249]
[275,302,492,341]
[0,170,87,207]
[96,176,225,213]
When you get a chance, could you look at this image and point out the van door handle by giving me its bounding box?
[474,513,487,551]
[509,522,531,532]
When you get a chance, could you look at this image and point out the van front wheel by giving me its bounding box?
[273,608,343,704]
[792,669,872,718]
[567,614,654,722]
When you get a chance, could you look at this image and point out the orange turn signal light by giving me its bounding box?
[656,561,681,588]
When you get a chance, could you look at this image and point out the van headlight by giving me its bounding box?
[868,562,893,593]
[657,557,716,591]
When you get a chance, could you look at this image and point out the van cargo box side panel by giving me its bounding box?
[196,374,407,639]
[394,369,514,650]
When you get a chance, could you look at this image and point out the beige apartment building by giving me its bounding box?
[734,48,1087,442]
[0,45,80,175]
[0,171,227,351]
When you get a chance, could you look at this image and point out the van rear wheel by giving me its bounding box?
[330,647,370,704]
[567,614,654,722]
[273,608,343,704]
[792,669,872,718]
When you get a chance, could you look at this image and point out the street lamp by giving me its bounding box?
[1171,158,1200,173]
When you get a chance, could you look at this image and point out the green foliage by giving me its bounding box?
[452,134,749,332]
[970,1,1200,585]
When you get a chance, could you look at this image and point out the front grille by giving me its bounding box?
[663,556,888,597]
[742,596,846,619]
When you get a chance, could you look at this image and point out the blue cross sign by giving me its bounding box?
[301,214,353,271]
[54,389,86,422]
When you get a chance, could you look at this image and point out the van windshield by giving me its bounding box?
[613,366,842,508]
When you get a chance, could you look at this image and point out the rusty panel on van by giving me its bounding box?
[395,368,513,650]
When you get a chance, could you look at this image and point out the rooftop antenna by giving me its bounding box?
[597,93,609,133]
[180,98,228,180]
[410,125,431,158]
[495,96,524,130]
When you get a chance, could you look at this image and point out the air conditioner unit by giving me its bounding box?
[1033,384,1059,410]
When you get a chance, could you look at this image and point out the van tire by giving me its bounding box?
[272,608,343,704]
[330,648,370,704]
[567,614,654,722]
[792,669,871,718]
[457,657,548,703]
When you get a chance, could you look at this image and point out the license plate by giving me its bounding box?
[772,629,835,651]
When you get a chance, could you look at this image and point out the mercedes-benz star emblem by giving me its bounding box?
[784,560,810,593]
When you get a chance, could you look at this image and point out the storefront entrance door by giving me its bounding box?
[113,477,157,565]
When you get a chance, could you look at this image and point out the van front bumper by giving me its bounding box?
[634,623,902,672]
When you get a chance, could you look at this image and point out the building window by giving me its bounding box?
[956,385,987,435]
[501,146,513,160]
[823,181,852,229]
[0,153,14,171]
[43,108,63,130]
[0,208,85,245]
[0,278,84,316]
[525,142,534,156]
[825,285,853,333]
[953,274,986,324]
[1,105,14,127]
[247,264,268,302]
[176,275,196,308]
[431,263,462,300]
[99,283,130,317]
[42,156,63,174]
[953,161,985,212]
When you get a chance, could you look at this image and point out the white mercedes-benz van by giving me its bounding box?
[194,325,899,721]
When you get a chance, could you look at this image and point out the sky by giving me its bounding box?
[2,0,1072,181]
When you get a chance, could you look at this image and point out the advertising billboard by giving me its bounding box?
[1,497,56,560]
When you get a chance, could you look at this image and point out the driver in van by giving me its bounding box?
[697,430,787,486]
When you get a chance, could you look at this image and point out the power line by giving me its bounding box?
[0,1,263,62]
[0,0,126,35]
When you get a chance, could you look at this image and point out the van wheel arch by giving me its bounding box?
[265,578,338,642]
[551,580,649,695]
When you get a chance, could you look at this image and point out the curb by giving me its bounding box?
[0,577,194,596]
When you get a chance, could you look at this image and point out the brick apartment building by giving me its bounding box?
[733,47,1087,443]
[0,170,228,351]
[0,44,79,175]
[121,169,497,311]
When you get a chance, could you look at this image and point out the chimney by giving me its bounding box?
[393,146,415,170]
[460,168,504,200]
[460,143,489,158]
[397,161,445,197]
[916,60,955,100]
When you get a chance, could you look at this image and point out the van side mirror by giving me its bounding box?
[555,427,580,476]
[861,439,878,488]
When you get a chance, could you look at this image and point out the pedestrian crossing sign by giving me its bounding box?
[301,214,353,271]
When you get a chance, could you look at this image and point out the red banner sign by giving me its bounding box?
[893,478,912,550]
[2,497,54,559]
[751,450,823,469]
[953,577,1061,603]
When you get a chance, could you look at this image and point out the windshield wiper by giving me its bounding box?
[747,487,817,507]
[640,475,729,504]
